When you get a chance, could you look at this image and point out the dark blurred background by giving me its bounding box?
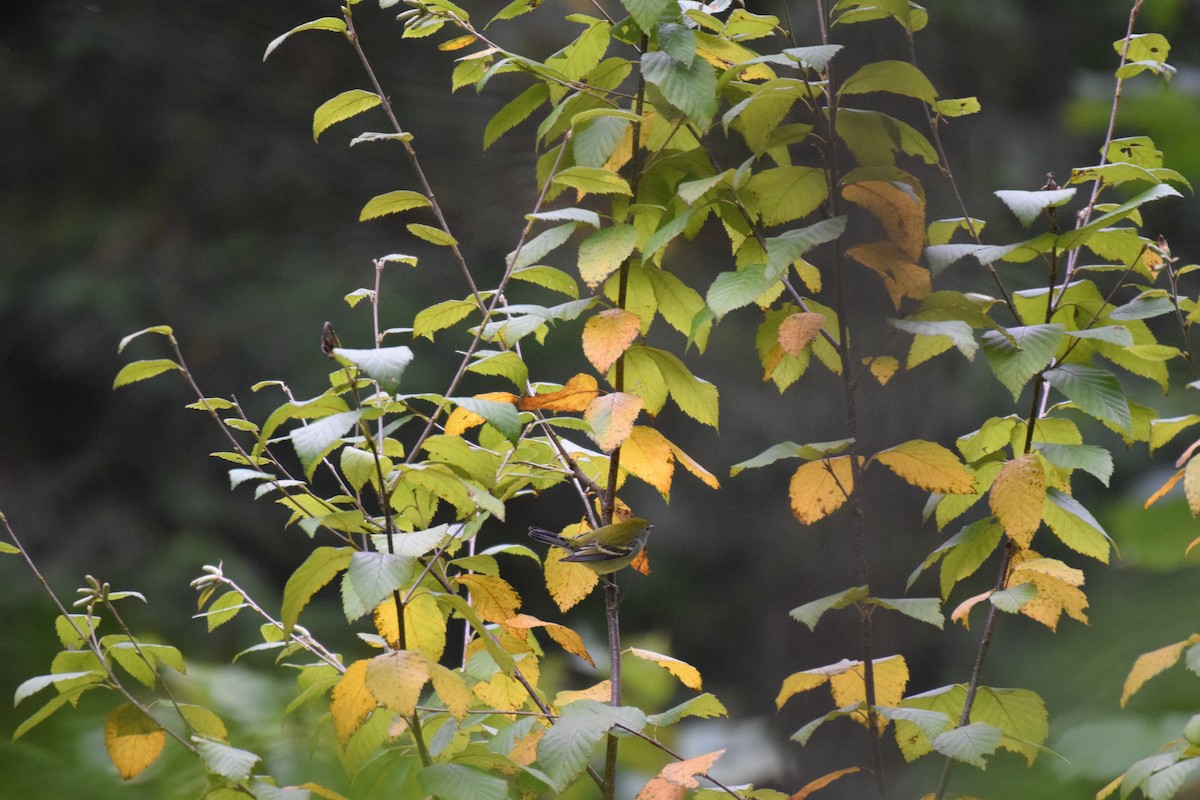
[3,0,1200,797]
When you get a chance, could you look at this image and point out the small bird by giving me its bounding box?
[528,518,652,575]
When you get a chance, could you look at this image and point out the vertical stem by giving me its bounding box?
[813,1,885,795]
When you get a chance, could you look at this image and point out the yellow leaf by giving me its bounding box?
[628,647,703,691]
[843,180,926,260]
[789,767,861,800]
[445,391,519,435]
[1010,551,1087,631]
[373,592,447,660]
[1121,634,1200,706]
[438,34,477,51]
[874,439,976,494]
[1146,467,1185,509]
[365,650,429,716]
[473,672,528,712]
[556,681,612,706]
[103,704,166,780]
[865,356,899,385]
[776,670,832,710]
[507,720,546,765]
[583,309,642,374]
[544,545,599,611]
[789,456,855,525]
[637,750,726,799]
[504,613,595,666]
[456,574,521,624]
[297,783,351,800]
[667,438,721,489]
[1185,456,1200,515]
[585,392,643,452]
[330,659,376,746]
[950,590,992,630]
[778,312,826,356]
[989,453,1045,548]
[427,662,472,721]
[621,426,675,495]
[828,655,908,728]
[519,373,601,412]
[846,241,931,309]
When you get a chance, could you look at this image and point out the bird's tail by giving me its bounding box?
[528,527,569,547]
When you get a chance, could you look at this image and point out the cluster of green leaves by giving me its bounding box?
[7,0,1200,798]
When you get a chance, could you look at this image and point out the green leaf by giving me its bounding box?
[989,582,1037,613]
[645,693,728,726]
[450,396,524,443]
[510,223,577,270]
[282,546,355,634]
[789,585,868,631]
[117,325,174,353]
[14,684,97,740]
[113,359,180,389]
[573,115,628,168]
[868,597,944,629]
[578,224,637,288]
[263,17,347,61]
[620,0,675,33]
[890,319,977,361]
[972,686,1049,765]
[932,723,1002,768]
[1064,325,1134,346]
[1109,294,1175,321]
[745,166,828,227]
[290,409,365,475]
[994,188,1076,228]
[981,324,1064,401]
[418,764,510,800]
[1117,32,1170,63]
[342,552,417,622]
[764,216,847,279]
[658,21,697,66]
[551,166,632,196]
[484,83,549,149]
[837,109,937,167]
[359,190,432,222]
[466,350,529,389]
[783,44,843,72]
[194,738,260,781]
[407,223,458,246]
[839,60,937,103]
[1042,488,1112,562]
[1043,364,1131,431]
[1034,443,1113,486]
[643,347,719,428]
[537,701,647,791]
[730,439,854,475]
[706,264,772,318]
[526,207,601,227]
[1150,415,1200,455]
[938,519,1003,598]
[414,299,477,340]
[641,50,718,126]
[14,672,100,706]
[313,89,382,142]
[333,346,414,392]
[203,591,245,632]
[1057,183,1180,252]
[1144,759,1200,800]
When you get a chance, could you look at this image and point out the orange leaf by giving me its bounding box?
[637,751,725,800]
[789,456,855,525]
[846,241,931,308]
[843,180,926,260]
[583,309,642,374]
[503,613,595,667]
[1121,634,1200,707]
[789,766,861,800]
[104,704,166,780]
[585,392,643,452]
[778,312,826,356]
[621,426,675,495]
[630,548,651,574]
[518,373,601,412]
[1145,467,1185,509]
[989,453,1045,548]
[330,659,376,746]
[950,590,992,630]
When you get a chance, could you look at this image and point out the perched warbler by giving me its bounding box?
[528,518,652,575]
